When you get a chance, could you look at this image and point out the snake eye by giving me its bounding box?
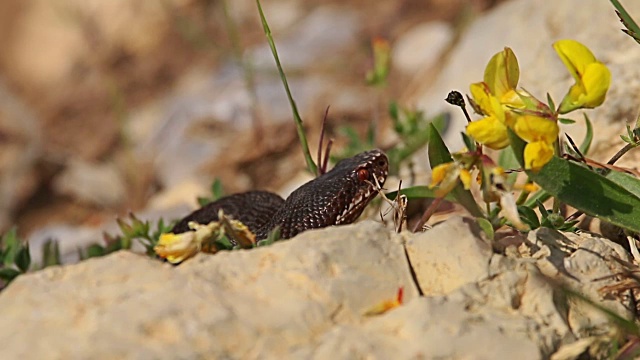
[357,168,369,182]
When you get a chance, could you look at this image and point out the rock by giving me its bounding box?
[1,0,192,90]
[52,159,127,207]
[249,6,361,71]
[308,297,541,360]
[2,221,418,359]
[404,216,493,295]
[3,217,635,358]
[0,79,41,232]
[392,21,454,75]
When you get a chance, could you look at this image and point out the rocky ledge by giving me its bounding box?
[0,216,633,359]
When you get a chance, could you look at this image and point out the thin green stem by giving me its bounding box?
[610,0,640,41]
[255,0,318,175]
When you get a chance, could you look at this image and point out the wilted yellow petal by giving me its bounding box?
[466,116,510,149]
[499,191,529,231]
[429,163,453,188]
[459,169,472,190]
[364,287,404,316]
[155,232,201,264]
[522,182,539,192]
[513,115,559,144]
[524,141,554,171]
[430,162,462,197]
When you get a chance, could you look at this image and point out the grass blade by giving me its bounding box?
[255,0,318,175]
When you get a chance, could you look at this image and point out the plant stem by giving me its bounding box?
[255,0,318,175]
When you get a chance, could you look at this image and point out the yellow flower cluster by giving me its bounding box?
[465,40,610,171]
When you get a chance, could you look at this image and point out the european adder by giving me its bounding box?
[171,149,389,239]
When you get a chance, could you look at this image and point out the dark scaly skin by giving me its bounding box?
[170,191,285,234]
[171,149,389,240]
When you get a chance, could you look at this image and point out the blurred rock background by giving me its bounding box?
[0,0,500,256]
[4,0,640,265]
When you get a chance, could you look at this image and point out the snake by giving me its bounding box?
[171,149,389,240]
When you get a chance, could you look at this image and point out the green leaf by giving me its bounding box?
[1,227,19,266]
[510,127,640,233]
[106,239,125,254]
[611,0,640,45]
[15,245,30,273]
[497,146,519,185]
[579,113,593,155]
[42,239,61,268]
[427,123,483,217]
[605,170,640,199]
[389,101,400,123]
[528,156,640,233]
[86,244,106,258]
[0,267,21,282]
[476,217,494,240]
[558,118,575,125]
[461,132,477,152]
[507,128,527,166]
[546,92,555,111]
[385,186,455,202]
[517,206,540,229]
[523,189,552,208]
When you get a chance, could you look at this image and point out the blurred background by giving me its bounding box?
[0,0,503,243]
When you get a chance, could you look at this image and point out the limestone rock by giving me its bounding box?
[52,160,127,207]
[0,221,418,359]
[1,218,635,359]
[393,21,454,75]
[404,216,492,295]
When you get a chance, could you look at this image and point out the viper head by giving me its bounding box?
[325,149,389,225]
[266,149,388,239]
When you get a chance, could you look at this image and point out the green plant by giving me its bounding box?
[0,228,30,286]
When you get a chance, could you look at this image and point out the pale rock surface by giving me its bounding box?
[52,159,127,207]
[1,221,419,359]
[392,21,454,75]
[0,80,41,232]
[2,218,635,359]
[404,215,492,295]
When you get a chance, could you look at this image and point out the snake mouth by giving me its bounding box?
[335,173,387,225]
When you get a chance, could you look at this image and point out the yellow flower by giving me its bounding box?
[523,140,554,171]
[483,47,523,108]
[513,115,558,144]
[466,116,510,149]
[511,115,558,171]
[467,83,510,149]
[553,39,611,114]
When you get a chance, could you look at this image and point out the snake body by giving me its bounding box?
[171,149,389,239]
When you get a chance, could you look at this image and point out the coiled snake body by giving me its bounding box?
[171,149,389,239]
